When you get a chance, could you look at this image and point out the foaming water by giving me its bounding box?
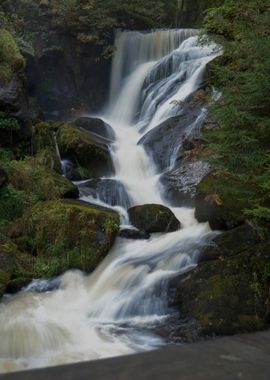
[0,29,219,373]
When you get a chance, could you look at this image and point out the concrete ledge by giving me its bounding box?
[1,331,270,380]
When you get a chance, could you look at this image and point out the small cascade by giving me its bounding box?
[0,29,219,373]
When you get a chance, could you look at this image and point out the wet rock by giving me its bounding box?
[119,229,150,240]
[176,241,270,336]
[195,172,246,230]
[79,179,132,209]
[128,204,181,233]
[0,167,8,188]
[57,123,115,179]
[74,117,115,141]
[10,200,120,277]
[160,161,210,207]
[138,95,207,172]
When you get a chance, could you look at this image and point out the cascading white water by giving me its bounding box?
[0,30,219,373]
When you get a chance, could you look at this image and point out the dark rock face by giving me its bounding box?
[74,117,115,141]
[176,236,270,336]
[160,161,211,207]
[26,33,111,119]
[195,173,246,231]
[119,229,150,240]
[79,179,132,209]
[0,72,28,121]
[128,204,181,233]
[0,167,8,189]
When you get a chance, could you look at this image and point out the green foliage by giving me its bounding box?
[0,185,23,229]
[0,28,25,83]
[202,0,270,234]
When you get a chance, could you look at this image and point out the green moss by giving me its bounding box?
[10,200,120,277]
[57,123,112,178]
[128,204,180,233]
[0,29,25,83]
[178,242,270,335]
[5,157,77,205]
[0,184,23,230]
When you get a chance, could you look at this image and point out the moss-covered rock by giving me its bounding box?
[0,233,35,297]
[0,29,25,84]
[10,200,120,277]
[57,123,114,179]
[0,184,23,230]
[195,172,248,230]
[5,157,78,203]
[198,223,260,263]
[74,117,115,141]
[128,204,181,233]
[176,241,270,336]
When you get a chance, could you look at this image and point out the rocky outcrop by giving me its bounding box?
[57,123,114,180]
[26,33,111,119]
[9,200,120,277]
[128,204,181,233]
[176,230,270,335]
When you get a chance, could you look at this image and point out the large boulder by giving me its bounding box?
[195,172,248,230]
[10,200,120,277]
[57,123,114,179]
[198,223,260,263]
[79,179,132,209]
[128,204,181,233]
[176,240,270,336]
[0,29,28,121]
[6,157,79,202]
[0,234,33,297]
[74,117,115,141]
[160,161,210,207]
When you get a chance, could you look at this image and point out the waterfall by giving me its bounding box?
[0,29,219,373]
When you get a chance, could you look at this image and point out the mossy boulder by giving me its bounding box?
[195,172,248,230]
[57,123,114,179]
[198,223,260,263]
[74,117,115,141]
[10,200,120,278]
[176,237,270,336]
[0,233,35,297]
[0,29,25,84]
[5,157,79,203]
[128,204,181,233]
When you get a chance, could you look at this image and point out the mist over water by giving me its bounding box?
[0,30,218,373]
